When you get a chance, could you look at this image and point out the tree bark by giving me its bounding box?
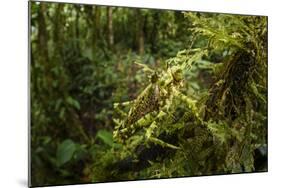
[93,6,101,50]
[38,3,48,64]
[107,7,114,50]
[135,9,145,55]
[53,4,63,56]
[74,6,80,50]
[150,12,160,53]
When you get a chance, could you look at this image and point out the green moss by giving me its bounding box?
[103,13,267,180]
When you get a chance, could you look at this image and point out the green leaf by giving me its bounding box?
[134,62,154,73]
[72,100,80,110]
[56,139,76,166]
[206,121,232,144]
[66,96,80,110]
[59,107,65,119]
[96,130,114,147]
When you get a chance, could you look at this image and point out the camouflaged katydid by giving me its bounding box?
[113,50,207,143]
[113,62,184,142]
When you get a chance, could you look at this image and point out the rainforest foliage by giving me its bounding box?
[30,1,267,186]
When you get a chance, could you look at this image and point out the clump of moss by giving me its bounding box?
[91,13,267,181]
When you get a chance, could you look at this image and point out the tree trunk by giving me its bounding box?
[93,6,101,50]
[74,6,80,50]
[38,3,48,64]
[150,12,160,53]
[53,4,63,56]
[107,7,114,50]
[135,9,145,55]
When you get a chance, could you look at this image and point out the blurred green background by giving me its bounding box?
[30,1,267,187]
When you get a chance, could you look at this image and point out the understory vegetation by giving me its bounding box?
[30,1,267,186]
